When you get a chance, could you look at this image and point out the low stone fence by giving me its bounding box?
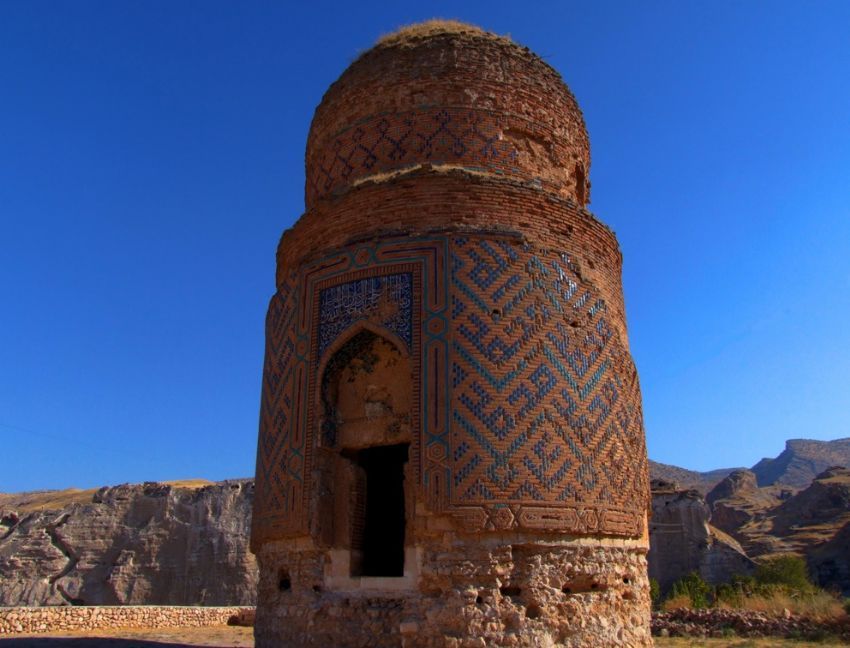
[0,606,255,635]
[653,608,850,640]
[7,605,847,640]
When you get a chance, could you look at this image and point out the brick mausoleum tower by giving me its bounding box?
[251,21,652,647]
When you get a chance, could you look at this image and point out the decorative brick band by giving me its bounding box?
[0,606,255,635]
[305,32,592,209]
[306,106,570,205]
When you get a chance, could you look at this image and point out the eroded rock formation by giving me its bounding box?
[705,470,789,555]
[704,466,850,559]
[0,480,256,606]
[648,480,754,592]
[650,466,850,595]
[808,519,850,595]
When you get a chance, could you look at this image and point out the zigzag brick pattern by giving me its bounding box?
[447,237,647,535]
[253,271,307,539]
[252,233,647,541]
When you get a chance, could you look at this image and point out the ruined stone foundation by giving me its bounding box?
[255,538,650,647]
[251,21,652,647]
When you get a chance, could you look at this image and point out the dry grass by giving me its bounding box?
[163,479,215,489]
[0,488,98,512]
[661,594,695,611]
[0,480,215,513]
[715,590,846,620]
[656,639,847,648]
[10,625,254,646]
[373,19,512,49]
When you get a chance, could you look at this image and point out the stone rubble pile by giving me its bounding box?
[652,607,850,640]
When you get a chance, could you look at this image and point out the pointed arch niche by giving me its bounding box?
[314,326,418,587]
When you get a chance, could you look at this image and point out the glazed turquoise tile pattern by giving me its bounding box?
[448,238,646,535]
[251,235,647,542]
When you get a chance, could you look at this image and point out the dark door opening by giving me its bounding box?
[354,443,409,577]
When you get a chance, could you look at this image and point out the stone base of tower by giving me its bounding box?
[253,537,652,647]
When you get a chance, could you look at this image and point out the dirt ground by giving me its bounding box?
[656,638,848,648]
[0,626,253,647]
[1,629,845,647]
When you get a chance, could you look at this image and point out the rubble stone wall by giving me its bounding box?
[652,608,850,641]
[255,538,651,648]
[0,606,254,635]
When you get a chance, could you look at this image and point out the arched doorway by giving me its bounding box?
[317,329,413,579]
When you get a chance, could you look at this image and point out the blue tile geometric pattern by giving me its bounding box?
[449,237,647,534]
[318,273,412,358]
[252,271,308,541]
[252,233,647,543]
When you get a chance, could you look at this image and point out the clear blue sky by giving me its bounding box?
[2,1,849,492]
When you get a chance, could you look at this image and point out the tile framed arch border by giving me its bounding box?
[252,236,450,544]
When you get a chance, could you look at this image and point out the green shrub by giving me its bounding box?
[715,581,743,607]
[669,571,712,608]
[649,578,661,607]
[844,598,850,615]
[754,555,815,593]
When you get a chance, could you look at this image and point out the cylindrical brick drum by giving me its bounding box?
[252,21,651,647]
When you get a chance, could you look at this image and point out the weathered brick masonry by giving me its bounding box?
[252,21,652,647]
[304,29,590,208]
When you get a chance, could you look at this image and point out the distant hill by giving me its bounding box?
[649,460,739,494]
[751,438,850,488]
[651,437,850,494]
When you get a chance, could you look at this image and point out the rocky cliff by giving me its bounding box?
[751,438,850,488]
[808,520,850,595]
[648,463,850,593]
[648,480,755,592]
[0,480,257,607]
[705,469,790,556]
[706,466,850,559]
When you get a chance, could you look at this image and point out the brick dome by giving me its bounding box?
[304,21,591,209]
